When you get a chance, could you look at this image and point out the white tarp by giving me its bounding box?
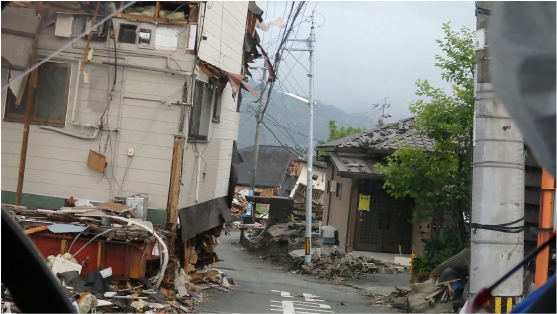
[257,17,285,32]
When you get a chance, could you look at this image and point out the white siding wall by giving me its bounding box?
[289,163,327,201]
[1,2,248,209]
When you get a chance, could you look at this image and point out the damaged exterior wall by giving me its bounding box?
[178,1,248,209]
[1,2,248,212]
[289,163,326,203]
[322,163,352,250]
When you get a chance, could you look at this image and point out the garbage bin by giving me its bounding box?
[322,225,336,245]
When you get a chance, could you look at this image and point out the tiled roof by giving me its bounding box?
[317,117,435,151]
[236,145,326,188]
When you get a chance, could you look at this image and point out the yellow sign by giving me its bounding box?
[358,195,370,211]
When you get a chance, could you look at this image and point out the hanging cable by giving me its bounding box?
[471,217,524,234]
[70,229,115,257]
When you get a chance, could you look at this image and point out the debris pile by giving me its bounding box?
[295,249,408,282]
[292,201,323,220]
[383,249,471,313]
[386,280,465,313]
[2,203,235,313]
[231,193,248,218]
[247,223,322,264]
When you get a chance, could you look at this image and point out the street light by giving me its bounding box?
[284,91,314,264]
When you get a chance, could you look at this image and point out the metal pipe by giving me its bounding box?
[71,61,81,125]
[39,126,100,139]
[110,59,127,202]
[304,12,316,265]
[195,156,201,202]
[100,61,192,76]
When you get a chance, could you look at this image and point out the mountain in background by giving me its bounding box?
[237,88,376,150]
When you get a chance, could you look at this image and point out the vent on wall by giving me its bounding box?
[118,24,137,44]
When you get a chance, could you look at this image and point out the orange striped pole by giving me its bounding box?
[534,170,554,288]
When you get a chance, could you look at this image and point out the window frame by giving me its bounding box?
[188,79,216,142]
[335,182,342,199]
[4,62,71,127]
[212,89,222,123]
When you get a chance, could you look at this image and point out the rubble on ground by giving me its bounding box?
[242,222,408,282]
[295,249,409,282]
[231,193,248,219]
[2,203,235,313]
[381,249,470,313]
[244,222,322,265]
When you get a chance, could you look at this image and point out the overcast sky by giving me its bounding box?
[253,1,476,124]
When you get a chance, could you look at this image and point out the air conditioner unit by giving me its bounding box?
[329,180,337,193]
[55,14,76,38]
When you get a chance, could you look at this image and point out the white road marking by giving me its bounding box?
[303,293,324,302]
[271,290,335,314]
[272,290,295,297]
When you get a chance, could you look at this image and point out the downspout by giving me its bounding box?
[326,165,334,225]
[110,58,127,202]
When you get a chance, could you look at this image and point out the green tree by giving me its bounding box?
[325,120,366,142]
[376,23,475,247]
[376,118,385,127]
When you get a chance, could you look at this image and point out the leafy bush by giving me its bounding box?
[412,229,463,279]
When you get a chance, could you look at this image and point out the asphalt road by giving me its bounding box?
[195,231,389,314]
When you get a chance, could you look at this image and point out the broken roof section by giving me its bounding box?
[317,117,435,153]
[236,145,325,188]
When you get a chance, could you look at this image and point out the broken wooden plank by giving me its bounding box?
[97,202,132,213]
[189,270,219,281]
[80,2,100,72]
[24,225,48,235]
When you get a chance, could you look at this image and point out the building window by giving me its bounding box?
[336,182,342,199]
[212,92,222,122]
[118,24,137,44]
[4,62,71,126]
[189,80,217,141]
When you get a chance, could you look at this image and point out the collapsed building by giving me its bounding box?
[1,1,272,312]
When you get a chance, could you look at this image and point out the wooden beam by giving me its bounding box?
[97,241,102,268]
[80,2,100,72]
[155,1,161,19]
[15,3,45,206]
[24,225,48,235]
[115,13,191,25]
[166,137,185,229]
[1,28,36,38]
[1,63,28,71]
[60,239,68,254]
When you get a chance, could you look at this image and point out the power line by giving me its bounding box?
[262,121,287,147]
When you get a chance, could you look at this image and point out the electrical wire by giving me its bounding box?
[67,225,92,253]
[118,156,133,197]
[71,228,115,258]
[314,10,326,27]
[471,217,525,234]
[262,121,286,147]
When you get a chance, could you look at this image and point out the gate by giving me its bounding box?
[354,180,413,253]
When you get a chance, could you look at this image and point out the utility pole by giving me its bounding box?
[249,68,267,221]
[286,11,316,264]
[470,1,525,304]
